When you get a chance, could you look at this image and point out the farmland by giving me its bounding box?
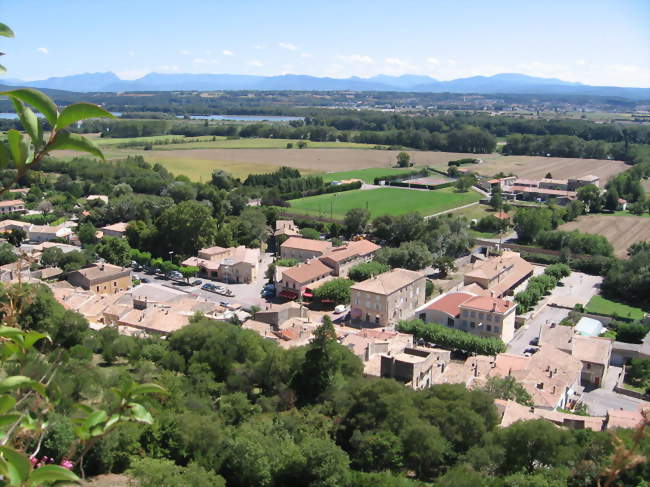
[559,214,650,258]
[54,135,630,183]
[285,187,481,220]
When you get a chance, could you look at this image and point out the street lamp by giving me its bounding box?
[169,251,174,264]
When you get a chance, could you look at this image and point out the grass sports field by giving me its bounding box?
[321,167,423,183]
[560,214,650,258]
[286,187,481,219]
[585,295,647,320]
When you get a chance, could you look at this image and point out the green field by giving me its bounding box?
[286,187,481,220]
[585,295,646,320]
[321,167,423,183]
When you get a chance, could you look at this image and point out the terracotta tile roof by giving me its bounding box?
[71,263,130,282]
[509,185,577,197]
[198,245,228,257]
[320,239,381,263]
[540,324,573,353]
[572,335,612,365]
[281,237,332,253]
[426,292,474,317]
[351,268,424,296]
[498,399,605,431]
[100,222,128,233]
[282,259,333,284]
[606,408,648,430]
[460,295,514,314]
[0,199,25,207]
[464,251,533,297]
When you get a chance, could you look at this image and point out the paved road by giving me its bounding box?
[507,306,569,355]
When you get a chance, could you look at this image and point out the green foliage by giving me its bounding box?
[481,376,533,406]
[128,457,226,487]
[375,241,432,270]
[156,200,218,257]
[398,319,506,356]
[344,208,371,237]
[96,236,132,266]
[513,207,552,244]
[602,247,650,306]
[348,261,390,282]
[0,243,18,266]
[313,278,354,305]
[396,152,412,167]
[77,222,97,246]
[536,229,613,257]
[514,265,564,313]
[300,227,321,240]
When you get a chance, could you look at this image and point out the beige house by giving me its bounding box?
[68,263,132,294]
[276,259,333,300]
[0,219,31,234]
[540,324,612,387]
[380,346,449,389]
[418,291,517,343]
[182,245,261,284]
[28,224,73,243]
[100,222,129,238]
[273,220,301,239]
[350,268,426,327]
[280,237,332,262]
[318,239,381,276]
[0,200,26,215]
[463,251,533,298]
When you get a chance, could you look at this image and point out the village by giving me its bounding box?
[0,176,647,435]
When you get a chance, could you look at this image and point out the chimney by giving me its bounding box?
[492,301,497,312]
[529,406,535,413]
[101,264,105,271]
[552,385,556,394]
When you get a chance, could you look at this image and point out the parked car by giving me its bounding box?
[201,283,216,292]
[140,278,150,283]
[216,287,234,297]
[262,289,274,298]
[334,304,347,314]
[524,347,539,354]
[191,279,202,286]
[529,337,539,346]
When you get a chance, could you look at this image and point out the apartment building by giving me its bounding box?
[280,237,332,262]
[418,291,517,343]
[68,263,132,294]
[0,200,26,215]
[100,222,129,238]
[350,268,426,327]
[463,251,533,298]
[182,245,261,283]
[318,239,381,276]
[380,346,449,389]
[276,259,333,300]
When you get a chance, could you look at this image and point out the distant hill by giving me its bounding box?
[3,72,649,99]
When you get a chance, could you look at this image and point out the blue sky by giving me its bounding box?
[2,0,649,86]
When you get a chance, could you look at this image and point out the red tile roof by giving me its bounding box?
[461,295,514,314]
[426,292,473,317]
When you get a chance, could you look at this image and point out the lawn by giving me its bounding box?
[286,187,481,220]
[585,295,646,320]
[321,167,423,184]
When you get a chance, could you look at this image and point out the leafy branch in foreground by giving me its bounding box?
[0,88,114,195]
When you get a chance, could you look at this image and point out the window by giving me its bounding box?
[471,311,476,318]
[447,317,454,327]
[462,320,468,328]
[494,326,500,333]
[586,363,591,369]
[486,325,492,332]
[470,322,476,328]
[479,312,485,320]
[419,313,426,320]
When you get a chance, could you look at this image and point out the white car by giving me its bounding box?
[334,304,347,314]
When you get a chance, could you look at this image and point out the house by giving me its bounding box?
[463,251,534,298]
[568,175,600,190]
[490,347,583,410]
[350,268,426,327]
[380,346,448,389]
[538,178,569,191]
[318,239,381,276]
[253,301,307,329]
[182,245,261,284]
[273,220,301,239]
[417,291,517,343]
[86,194,109,204]
[276,259,333,300]
[28,224,72,243]
[68,263,132,294]
[496,399,605,431]
[8,188,30,196]
[100,222,129,238]
[0,219,31,234]
[0,200,26,215]
[280,237,332,262]
[539,323,613,387]
[340,328,414,376]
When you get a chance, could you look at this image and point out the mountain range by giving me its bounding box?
[3,72,649,99]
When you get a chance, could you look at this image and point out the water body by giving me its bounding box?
[0,112,122,119]
[179,114,303,122]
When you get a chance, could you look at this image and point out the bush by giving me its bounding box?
[398,319,506,356]
[313,278,354,304]
[348,261,390,282]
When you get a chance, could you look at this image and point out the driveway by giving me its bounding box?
[549,272,602,308]
[581,388,649,416]
[507,306,569,355]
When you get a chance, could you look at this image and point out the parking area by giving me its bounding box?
[548,272,602,308]
[132,252,274,309]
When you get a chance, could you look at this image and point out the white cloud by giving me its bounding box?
[448,59,457,65]
[385,57,409,67]
[178,50,191,56]
[192,58,218,65]
[576,59,586,66]
[278,42,297,51]
[222,49,234,56]
[253,44,266,50]
[115,69,148,80]
[36,47,48,55]
[427,57,440,65]
[248,60,263,67]
[339,55,374,64]
[127,50,136,57]
[301,53,312,58]
[158,65,180,72]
